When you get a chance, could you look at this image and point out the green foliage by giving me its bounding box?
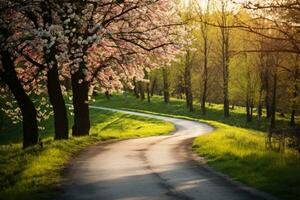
[0,109,174,200]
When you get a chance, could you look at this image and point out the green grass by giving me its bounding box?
[193,124,300,200]
[94,94,298,132]
[0,109,174,200]
[92,93,300,200]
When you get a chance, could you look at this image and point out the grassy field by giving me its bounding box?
[93,94,300,200]
[94,94,297,132]
[0,108,174,200]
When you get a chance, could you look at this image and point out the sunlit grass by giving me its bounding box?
[193,123,300,200]
[0,109,174,200]
[92,93,300,200]
[93,94,298,132]
[89,111,173,139]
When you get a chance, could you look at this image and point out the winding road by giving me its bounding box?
[60,106,277,200]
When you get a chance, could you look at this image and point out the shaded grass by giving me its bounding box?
[92,94,300,200]
[0,109,174,200]
[0,115,56,145]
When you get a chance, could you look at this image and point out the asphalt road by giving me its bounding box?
[60,106,276,200]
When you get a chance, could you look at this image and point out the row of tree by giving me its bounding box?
[0,0,181,148]
[136,0,300,129]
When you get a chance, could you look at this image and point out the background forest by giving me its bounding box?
[139,0,300,131]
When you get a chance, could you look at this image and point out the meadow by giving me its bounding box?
[93,94,300,200]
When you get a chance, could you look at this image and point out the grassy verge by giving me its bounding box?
[193,124,300,200]
[0,109,174,200]
[93,94,300,200]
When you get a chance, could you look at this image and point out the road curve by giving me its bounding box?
[60,106,274,200]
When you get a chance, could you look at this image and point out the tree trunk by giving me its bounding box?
[133,77,139,98]
[138,82,145,100]
[162,68,170,104]
[223,63,230,117]
[264,70,271,118]
[290,110,296,127]
[246,97,253,122]
[222,56,230,116]
[45,45,69,140]
[145,71,151,103]
[39,0,69,140]
[290,87,297,125]
[201,37,208,115]
[220,1,230,118]
[1,51,39,148]
[200,0,210,116]
[147,83,151,103]
[47,65,69,139]
[257,82,263,127]
[150,77,157,97]
[250,103,253,121]
[71,67,90,136]
[184,50,193,112]
[257,47,265,127]
[246,65,252,122]
[246,98,251,122]
[291,58,299,127]
[270,61,278,129]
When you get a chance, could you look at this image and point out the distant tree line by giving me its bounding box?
[134,0,300,132]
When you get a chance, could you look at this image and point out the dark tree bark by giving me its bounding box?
[201,66,208,115]
[26,1,69,140]
[264,71,271,118]
[250,104,254,120]
[246,65,252,122]
[264,54,272,118]
[0,51,39,148]
[162,68,170,104]
[150,77,157,96]
[290,110,296,127]
[246,98,253,122]
[47,63,69,139]
[44,40,68,139]
[290,63,299,127]
[145,71,151,103]
[256,38,266,127]
[146,84,151,103]
[200,0,210,116]
[257,58,264,127]
[44,3,68,139]
[222,55,230,117]
[220,1,230,118]
[257,88,263,127]
[71,66,90,136]
[270,58,278,129]
[184,50,193,112]
[178,83,184,100]
[138,82,145,100]
[133,77,140,98]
